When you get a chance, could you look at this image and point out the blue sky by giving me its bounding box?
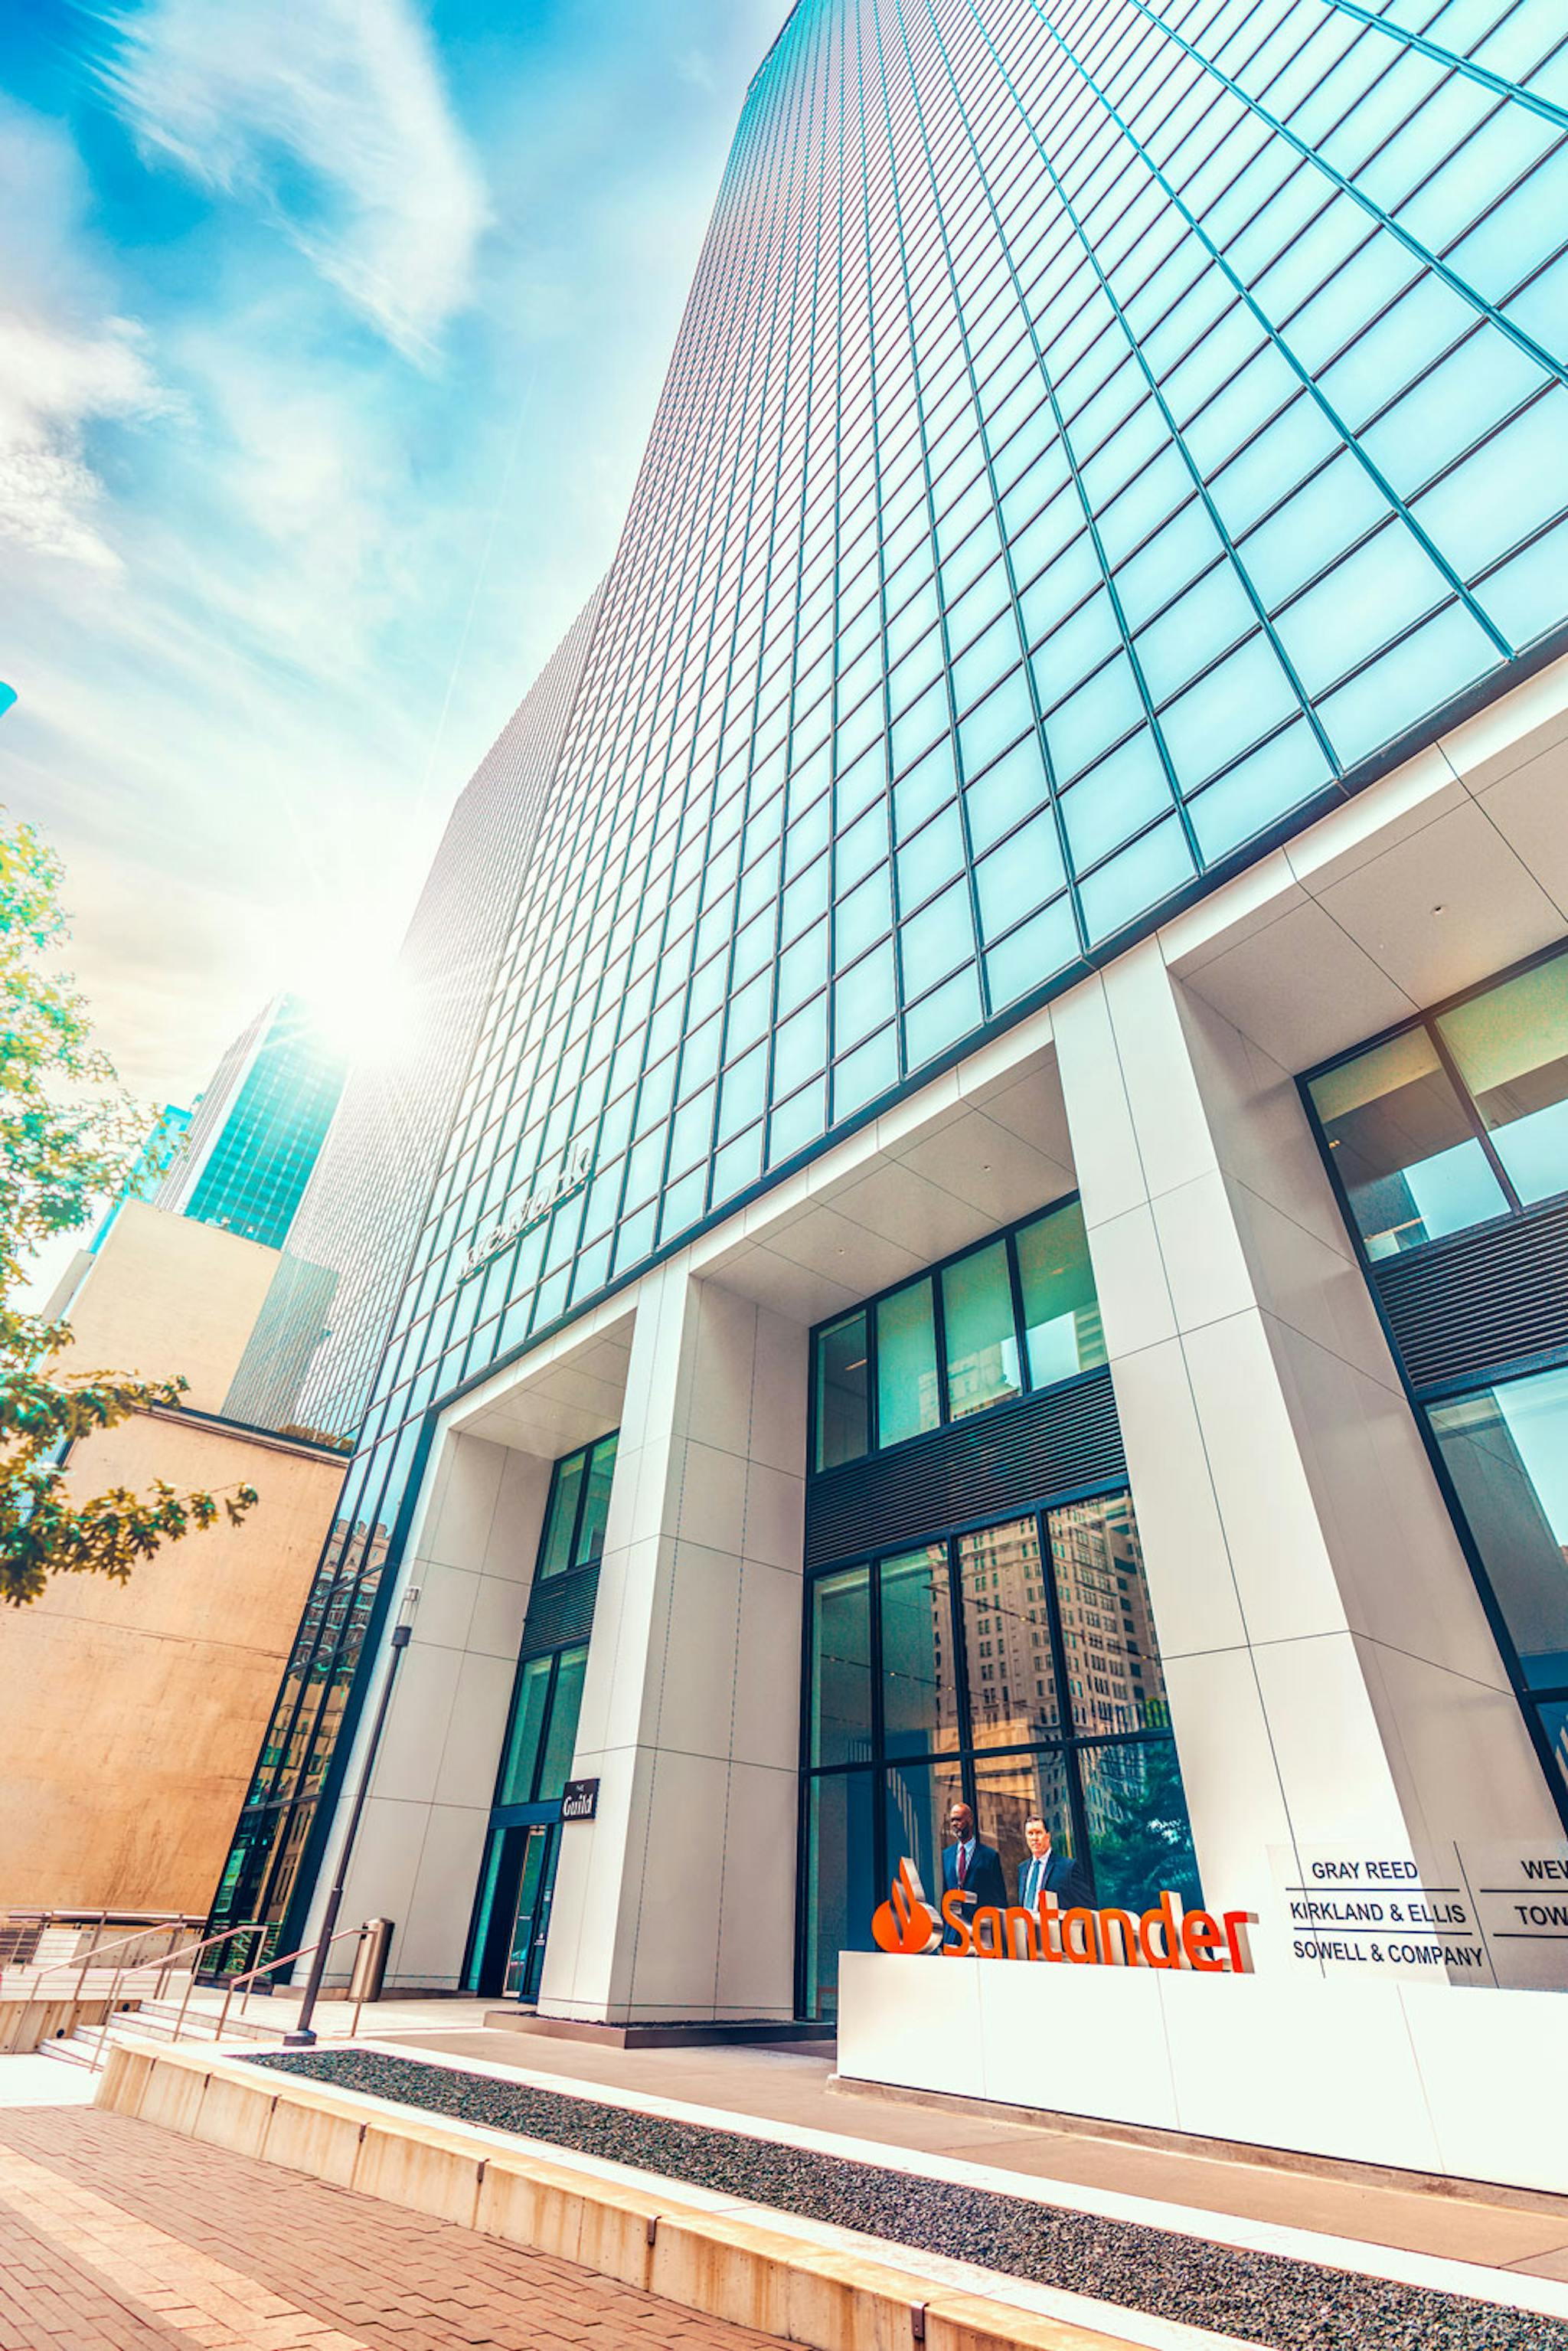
[0,0,785,1104]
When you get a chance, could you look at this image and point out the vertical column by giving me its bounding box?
[315,1426,553,1989]
[1052,943,1560,1948]
[542,1257,808,2022]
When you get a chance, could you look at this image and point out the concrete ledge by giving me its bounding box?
[95,2043,1140,2351]
[825,2071,1568,2222]
[487,2010,835,2049]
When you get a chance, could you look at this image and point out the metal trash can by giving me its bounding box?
[347,1918,392,2006]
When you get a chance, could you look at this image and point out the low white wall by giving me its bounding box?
[836,1953,1567,2195]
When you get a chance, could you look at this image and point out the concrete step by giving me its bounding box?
[33,1999,266,2064]
[129,1998,285,2046]
[36,2029,113,2068]
[36,2031,100,2068]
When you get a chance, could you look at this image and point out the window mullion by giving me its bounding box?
[1426,1014,1525,1215]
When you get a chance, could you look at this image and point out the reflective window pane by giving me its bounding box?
[1306,1028,1507,1257]
[1078,1739,1201,1917]
[536,1643,588,1801]
[804,1768,877,2021]
[1544,1702,1568,1805]
[1016,1202,1105,1388]
[576,1434,618,1568]
[880,1544,957,1760]
[875,1278,940,1447]
[884,1756,962,1911]
[957,1517,1061,1747]
[815,1311,868,1468]
[942,1241,1022,1417]
[538,1450,585,1580]
[465,1829,507,1992]
[1437,953,1568,1208]
[1050,1493,1171,1736]
[1429,1368,1568,1694]
[498,1655,552,1804]
[973,1749,1080,1909]
[811,1566,873,1767]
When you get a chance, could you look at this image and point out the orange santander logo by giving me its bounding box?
[871,1857,942,1954]
[871,1856,1253,1973]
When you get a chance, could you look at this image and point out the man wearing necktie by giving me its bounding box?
[1018,1813,1088,1911]
[939,1800,1007,1944]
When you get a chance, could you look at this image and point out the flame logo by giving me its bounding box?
[872,1857,941,1954]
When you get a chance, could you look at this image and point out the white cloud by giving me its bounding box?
[0,309,162,566]
[0,108,165,566]
[98,0,490,358]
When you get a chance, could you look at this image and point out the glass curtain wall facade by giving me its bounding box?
[160,995,347,1254]
[214,0,1568,1954]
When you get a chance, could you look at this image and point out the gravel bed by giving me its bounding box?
[251,2048,1566,2350]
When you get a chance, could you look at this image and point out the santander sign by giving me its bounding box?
[872,1857,1252,1972]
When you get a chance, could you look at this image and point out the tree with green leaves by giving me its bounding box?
[1,809,256,1607]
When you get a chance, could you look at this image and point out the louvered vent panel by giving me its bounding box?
[805,1370,1126,1569]
[520,1563,600,1656]
[1373,1198,1568,1391]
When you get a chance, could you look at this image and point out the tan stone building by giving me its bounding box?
[1,1205,346,1918]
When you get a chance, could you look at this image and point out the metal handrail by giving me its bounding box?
[88,1921,267,2072]
[213,1921,374,2049]
[158,1921,270,2042]
[13,1914,239,2005]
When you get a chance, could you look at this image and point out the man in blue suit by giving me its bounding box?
[1017,1813,1088,1910]
[941,1800,1007,1944]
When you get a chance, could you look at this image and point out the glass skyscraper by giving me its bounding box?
[213,0,1568,2005]
[159,994,346,1254]
[224,590,604,1445]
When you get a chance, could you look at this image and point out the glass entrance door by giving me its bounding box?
[503,1823,559,2002]
[472,1817,561,2000]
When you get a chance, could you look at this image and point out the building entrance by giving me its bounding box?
[462,1431,617,2001]
[476,1817,560,2002]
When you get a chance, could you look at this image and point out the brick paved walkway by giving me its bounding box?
[0,2104,785,2351]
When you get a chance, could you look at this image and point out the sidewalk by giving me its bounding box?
[129,1985,1568,2279]
[372,2017,1568,2281]
[0,2091,786,2351]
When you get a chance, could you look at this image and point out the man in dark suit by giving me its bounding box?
[941,1800,1007,1945]
[1017,1813,1088,1910]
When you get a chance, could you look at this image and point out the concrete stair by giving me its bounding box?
[34,1995,284,2068]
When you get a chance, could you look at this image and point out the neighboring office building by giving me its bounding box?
[3,1204,345,1918]
[224,590,605,1447]
[158,994,345,1251]
[214,0,1568,2039]
[43,1104,193,1331]
[92,1104,191,1254]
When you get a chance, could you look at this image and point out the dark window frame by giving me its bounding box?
[536,1431,619,1583]
[1426,1371,1568,1724]
[1298,947,1568,1834]
[1299,936,1568,1261]
[808,1189,1100,1468]
[795,1480,1193,2020]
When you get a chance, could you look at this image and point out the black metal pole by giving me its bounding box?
[283,1615,413,2048]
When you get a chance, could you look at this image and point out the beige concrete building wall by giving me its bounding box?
[50,1203,281,1412]
[0,1411,342,1918]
